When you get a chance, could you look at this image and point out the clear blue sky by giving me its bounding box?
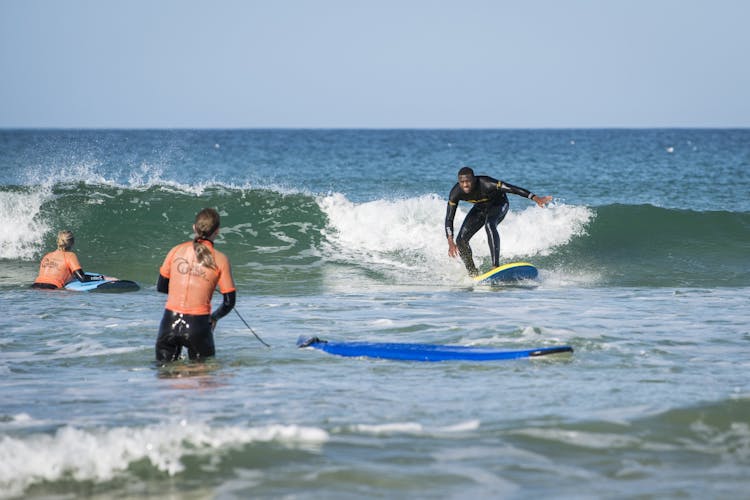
[1,0,748,128]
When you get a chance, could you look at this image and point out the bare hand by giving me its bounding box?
[447,239,458,258]
[534,195,553,207]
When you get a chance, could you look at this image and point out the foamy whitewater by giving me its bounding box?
[1,129,749,498]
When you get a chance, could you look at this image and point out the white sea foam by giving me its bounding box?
[316,193,594,282]
[127,164,233,196]
[21,162,106,187]
[511,428,642,449]
[0,413,34,425]
[538,267,603,287]
[0,188,51,260]
[125,163,307,198]
[439,419,481,433]
[317,192,445,260]
[346,419,480,436]
[500,201,594,258]
[370,318,395,327]
[0,422,328,497]
[19,160,287,198]
[351,422,425,434]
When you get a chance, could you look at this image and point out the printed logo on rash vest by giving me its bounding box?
[175,257,210,281]
[40,256,60,271]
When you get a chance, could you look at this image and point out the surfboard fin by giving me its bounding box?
[529,346,574,357]
[296,336,327,348]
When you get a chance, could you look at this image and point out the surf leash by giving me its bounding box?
[233,309,271,348]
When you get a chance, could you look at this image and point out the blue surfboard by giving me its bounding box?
[297,336,573,362]
[474,262,538,284]
[64,272,140,292]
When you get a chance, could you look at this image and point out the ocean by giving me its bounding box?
[0,129,748,498]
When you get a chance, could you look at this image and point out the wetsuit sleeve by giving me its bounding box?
[157,245,177,294]
[157,274,169,294]
[445,203,458,238]
[211,291,236,321]
[498,181,535,200]
[444,184,461,238]
[72,269,99,282]
[65,253,87,281]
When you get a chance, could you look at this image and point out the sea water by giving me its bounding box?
[0,129,749,498]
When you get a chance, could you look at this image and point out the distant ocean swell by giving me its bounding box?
[2,182,748,288]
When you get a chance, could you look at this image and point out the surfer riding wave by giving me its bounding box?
[445,166,552,276]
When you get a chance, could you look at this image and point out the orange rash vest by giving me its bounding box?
[159,240,236,315]
[34,250,82,288]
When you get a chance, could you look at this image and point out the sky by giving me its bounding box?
[1,0,749,128]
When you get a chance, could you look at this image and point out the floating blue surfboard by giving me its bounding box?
[297,336,573,362]
[474,262,538,284]
[64,272,140,292]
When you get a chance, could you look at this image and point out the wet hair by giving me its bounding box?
[57,230,75,251]
[458,166,475,177]
[193,208,220,269]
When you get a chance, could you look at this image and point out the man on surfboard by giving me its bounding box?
[445,167,552,276]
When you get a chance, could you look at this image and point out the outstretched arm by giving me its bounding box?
[499,182,552,207]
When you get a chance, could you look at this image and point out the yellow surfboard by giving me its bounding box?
[473,262,538,284]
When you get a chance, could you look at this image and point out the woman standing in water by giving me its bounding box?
[155,208,236,362]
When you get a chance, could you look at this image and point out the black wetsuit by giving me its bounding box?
[154,274,236,362]
[156,310,216,361]
[445,175,535,275]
